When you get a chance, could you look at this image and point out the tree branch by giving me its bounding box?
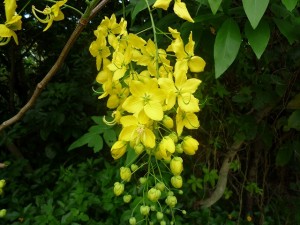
[0,0,111,133]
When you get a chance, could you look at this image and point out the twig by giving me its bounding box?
[0,0,110,132]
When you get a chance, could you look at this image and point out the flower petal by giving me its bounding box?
[174,0,194,23]
[153,0,172,10]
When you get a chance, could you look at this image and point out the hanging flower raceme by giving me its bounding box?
[0,0,22,46]
[89,13,206,224]
[32,0,67,31]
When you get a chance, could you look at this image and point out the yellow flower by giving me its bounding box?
[159,70,201,112]
[89,35,111,71]
[176,108,200,136]
[111,140,127,159]
[0,0,22,46]
[181,136,199,155]
[156,136,175,160]
[107,47,132,80]
[119,113,156,148]
[153,0,194,23]
[122,78,165,121]
[167,29,206,74]
[32,0,67,31]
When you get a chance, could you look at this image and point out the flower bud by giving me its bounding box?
[140,205,150,216]
[175,144,183,154]
[171,175,183,189]
[160,221,166,225]
[181,136,199,155]
[155,182,165,191]
[0,180,6,189]
[123,194,132,203]
[111,141,127,159]
[169,132,178,143]
[0,209,6,218]
[170,157,183,175]
[156,212,164,220]
[165,195,177,208]
[150,205,156,211]
[178,190,184,195]
[113,182,124,196]
[130,164,139,172]
[139,177,147,184]
[120,167,132,182]
[167,191,174,196]
[134,143,144,155]
[147,188,161,202]
[162,115,174,129]
[182,210,187,215]
[129,217,136,225]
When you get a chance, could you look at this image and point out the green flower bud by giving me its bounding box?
[178,190,184,195]
[155,182,165,191]
[134,143,144,155]
[156,212,164,220]
[139,177,147,184]
[140,205,150,216]
[147,188,161,202]
[160,221,166,225]
[182,210,187,215]
[175,144,183,154]
[0,209,6,218]
[120,167,132,182]
[165,195,177,208]
[167,191,174,196]
[150,205,156,211]
[169,132,178,143]
[0,180,6,189]
[130,164,139,172]
[113,182,124,196]
[171,175,183,189]
[162,115,174,129]
[129,217,136,225]
[170,157,183,175]
[123,194,132,203]
[182,136,199,155]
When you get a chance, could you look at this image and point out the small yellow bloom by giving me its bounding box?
[147,187,161,202]
[162,115,174,129]
[0,209,6,218]
[0,0,22,46]
[176,108,200,136]
[32,0,67,32]
[170,157,183,175]
[153,0,194,23]
[156,136,175,160]
[111,140,127,159]
[89,35,111,71]
[181,136,199,155]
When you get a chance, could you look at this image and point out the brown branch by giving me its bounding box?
[0,0,111,133]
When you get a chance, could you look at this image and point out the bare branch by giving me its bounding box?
[0,0,111,133]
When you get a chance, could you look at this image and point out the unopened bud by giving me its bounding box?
[123,194,132,203]
[139,177,147,184]
[129,217,136,225]
[120,167,132,182]
[0,209,6,218]
[162,115,174,129]
[171,175,183,189]
[140,205,150,216]
[170,157,183,175]
[156,182,165,191]
[165,195,177,208]
[134,143,144,155]
[113,182,124,196]
[147,188,161,202]
[0,180,6,189]
[156,212,164,220]
[130,164,139,172]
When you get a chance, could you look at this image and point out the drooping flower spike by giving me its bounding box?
[0,0,22,46]
[32,0,68,32]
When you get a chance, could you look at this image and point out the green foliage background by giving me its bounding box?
[0,0,300,224]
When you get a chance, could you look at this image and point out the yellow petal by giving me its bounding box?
[111,140,127,159]
[119,126,136,141]
[0,24,18,45]
[181,78,201,94]
[4,0,17,21]
[153,0,172,10]
[173,0,194,23]
[184,112,200,130]
[189,56,206,72]
[122,96,144,114]
[178,94,200,112]
[120,115,138,127]
[144,101,164,121]
[142,128,156,148]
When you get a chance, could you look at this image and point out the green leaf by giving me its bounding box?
[208,0,222,14]
[287,110,300,131]
[131,0,156,21]
[103,129,117,147]
[276,143,294,166]
[273,18,300,44]
[282,0,298,11]
[242,0,270,29]
[245,20,270,59]
[125,146,138,166]
[68,133,103,151]
[214,18,241,78]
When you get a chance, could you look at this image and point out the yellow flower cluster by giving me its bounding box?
[90,13,205,223]
[90,14,205,160]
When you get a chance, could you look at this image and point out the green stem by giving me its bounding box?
[144,0,159,78]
